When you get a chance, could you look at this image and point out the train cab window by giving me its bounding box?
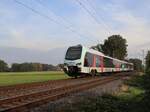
[96,55,100,67]
[84,52,93,67]
[65,46,82,60]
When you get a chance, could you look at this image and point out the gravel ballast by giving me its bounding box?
[30,78,123,112]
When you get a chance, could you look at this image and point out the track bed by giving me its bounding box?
[0,72,133,112]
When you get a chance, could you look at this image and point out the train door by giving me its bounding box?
[84,52,93,74]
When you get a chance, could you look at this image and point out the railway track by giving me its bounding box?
[0,73,132,112]
[0,76,103,100]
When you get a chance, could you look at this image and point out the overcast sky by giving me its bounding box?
[0,0,150,59]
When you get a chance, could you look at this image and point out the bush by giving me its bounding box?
[146,68,150,75]
[125,75,145,88]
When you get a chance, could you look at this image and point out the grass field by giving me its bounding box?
[0,71,69,86]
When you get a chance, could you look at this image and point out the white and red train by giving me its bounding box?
[63,45,133,77]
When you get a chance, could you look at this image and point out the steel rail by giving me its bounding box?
[0,75,122,112]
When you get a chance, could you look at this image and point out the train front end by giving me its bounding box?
[63,45,84,77]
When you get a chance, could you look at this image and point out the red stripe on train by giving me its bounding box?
[92,55,96,67]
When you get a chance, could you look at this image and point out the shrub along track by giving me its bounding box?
[0,72,133,112]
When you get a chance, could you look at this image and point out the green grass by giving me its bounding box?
[118,87,144,100]
[0,71,69,86]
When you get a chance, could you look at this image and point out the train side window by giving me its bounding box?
[84,52,93,67]
[121,64,124,68]
[111,60,115,68]
[104,57,107,67]
[96,55,100,67]
[104,57,114,68]
[104,57,108,67]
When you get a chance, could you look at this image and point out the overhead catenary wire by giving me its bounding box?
[35,0,98,43]
[85,0,113,34]
[36,0,74,28]
[75,0,112,35]
[14,0,96,43]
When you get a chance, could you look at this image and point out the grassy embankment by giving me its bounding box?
[0,71,69,86]
[57,73,150,112]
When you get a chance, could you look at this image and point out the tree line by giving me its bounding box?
[0,35,149,72]
[0,60,63,72]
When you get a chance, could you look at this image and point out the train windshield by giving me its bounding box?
[65,46,82,60]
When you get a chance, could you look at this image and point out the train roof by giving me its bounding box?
[83,46,105,56]
[82,46,133,65]
[68,45,133,65]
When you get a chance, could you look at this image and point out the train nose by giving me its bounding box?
[63,66,79,73]
[68,66,76,73]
